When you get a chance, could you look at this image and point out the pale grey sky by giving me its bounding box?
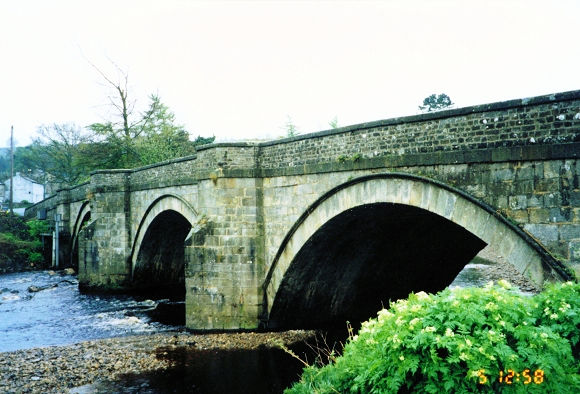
[1,0,579,147]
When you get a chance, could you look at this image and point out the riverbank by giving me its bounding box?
[473,246,542,293]
[0,330,315,393]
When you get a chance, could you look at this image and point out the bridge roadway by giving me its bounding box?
[27,90,580,330]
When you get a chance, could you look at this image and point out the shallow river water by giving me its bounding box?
[0,270,177,353]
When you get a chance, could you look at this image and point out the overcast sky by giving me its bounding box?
[1,0,579,148]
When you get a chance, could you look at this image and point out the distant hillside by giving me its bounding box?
[0,148,8,158]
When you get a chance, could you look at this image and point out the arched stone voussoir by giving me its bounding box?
[130,194,198,276]
[264,172,570,316]
[71,201,91,243]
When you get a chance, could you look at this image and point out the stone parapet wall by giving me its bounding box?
[258,90,580,170]
[129,156,199,191]
[195,143,258,171]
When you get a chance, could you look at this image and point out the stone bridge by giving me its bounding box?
[27,90,580,330]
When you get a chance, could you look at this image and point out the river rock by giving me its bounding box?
[63,268,75,275]
[27,284,58,293]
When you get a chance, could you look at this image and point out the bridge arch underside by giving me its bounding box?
[70,203,91,270]
[132,209,192,300]
[268,203,486,329]
[266,175,561,330]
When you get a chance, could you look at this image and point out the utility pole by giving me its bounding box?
[9,126,14,215]
[54,214,61,268]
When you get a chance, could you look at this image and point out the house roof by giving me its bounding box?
[1,173,44,186]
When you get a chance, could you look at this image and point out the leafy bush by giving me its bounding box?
[286,281,580,393]
[27,219,50,239]
[0,211,30,240]
[0,214,49,272]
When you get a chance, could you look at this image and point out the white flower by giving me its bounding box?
[445,328,454,337]
[559,303,571,313]
[465,339,472,347]
[399,355,405,361]
[540,333,548,339]
[377,309,393,320]
[550,313,558,320]
[409,317,421,328]
[416,291,430,301]
[422,326,436,333]
[411,304,422,312]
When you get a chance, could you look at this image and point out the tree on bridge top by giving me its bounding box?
[418,93,454,112]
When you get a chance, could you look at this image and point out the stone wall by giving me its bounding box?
[258,90,580,170]
[184,177,265,329]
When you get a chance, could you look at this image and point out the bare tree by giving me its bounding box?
[87,60,161,167]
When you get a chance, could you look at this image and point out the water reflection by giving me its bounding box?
[72,346,309,394]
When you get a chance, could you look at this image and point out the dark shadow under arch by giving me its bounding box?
[132,209,192,300]
[70,202,91,270]
[268,203,486,329]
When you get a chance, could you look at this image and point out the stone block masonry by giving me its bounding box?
[25,89,580,330]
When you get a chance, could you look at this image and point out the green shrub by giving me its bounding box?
[27,219,50,239]
[0,211,29,240]
[0,215,48,271]
[286,281,580,393]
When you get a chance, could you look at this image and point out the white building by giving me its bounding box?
[2,173,45,204]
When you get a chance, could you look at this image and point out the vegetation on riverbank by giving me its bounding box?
[286,280,580,393]
[0,212,49,273]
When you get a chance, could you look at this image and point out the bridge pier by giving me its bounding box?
[78,170,133,291]
[184,177,266,329]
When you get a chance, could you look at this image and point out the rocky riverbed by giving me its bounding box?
[472,246,542,293]
[0,330,316,393]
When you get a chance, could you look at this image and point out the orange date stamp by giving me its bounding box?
[477,369,544,385]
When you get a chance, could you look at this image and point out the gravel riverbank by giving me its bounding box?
[0,330,315,393]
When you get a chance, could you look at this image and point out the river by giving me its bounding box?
[0,270,177,353]
[0,261,496,392]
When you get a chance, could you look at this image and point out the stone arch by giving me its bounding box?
[69,201,91,269]
[130,194,198,277]
[264,173,568,321]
